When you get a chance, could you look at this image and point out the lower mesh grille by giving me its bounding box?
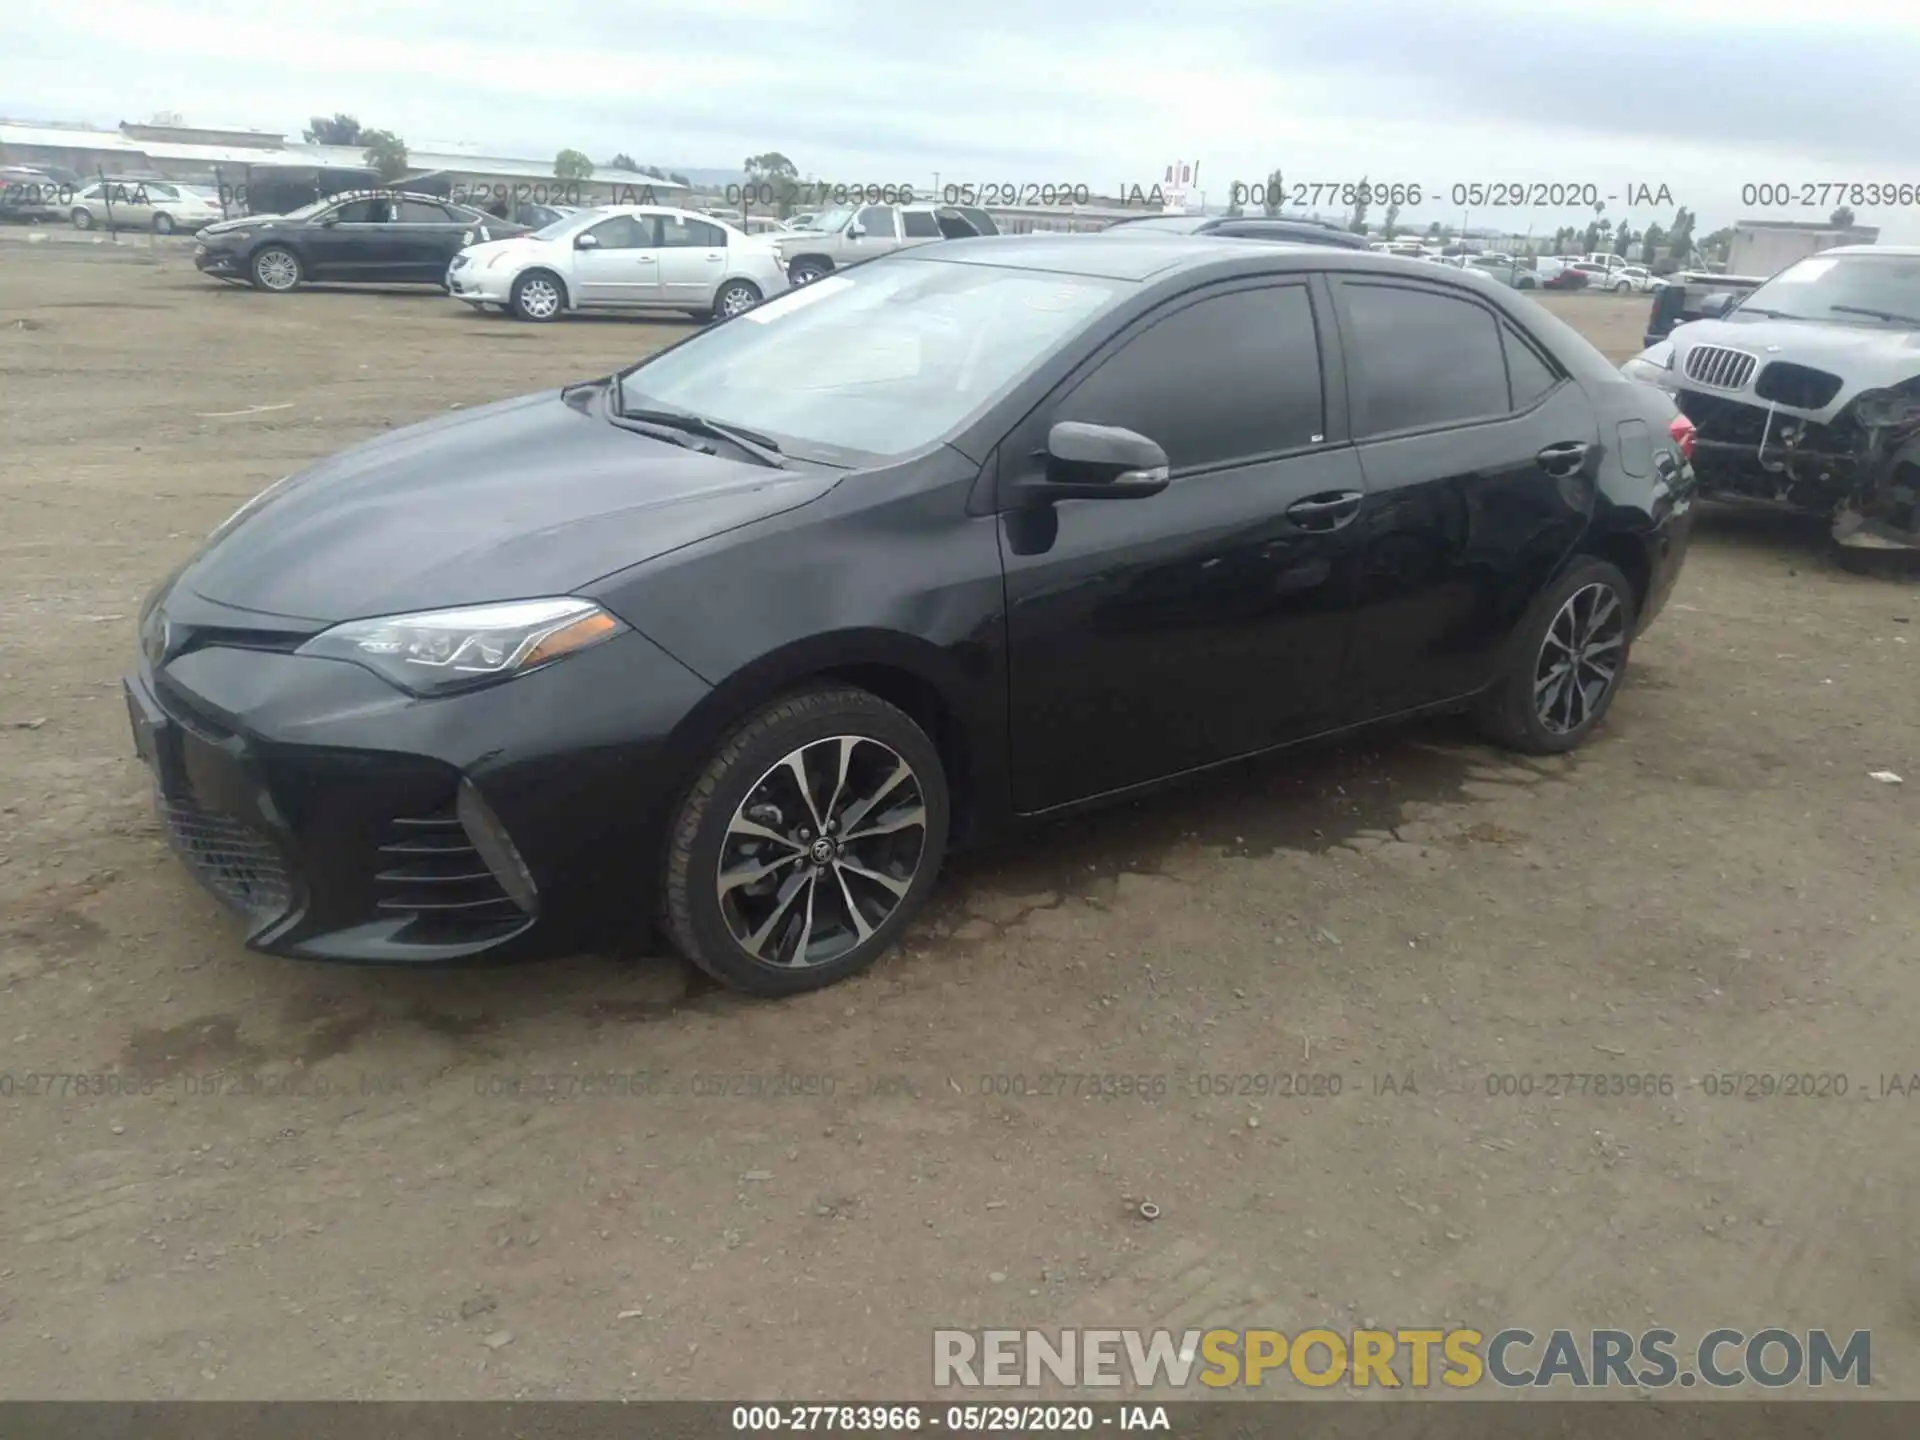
[156,789,292,923]
[375,807,525,943]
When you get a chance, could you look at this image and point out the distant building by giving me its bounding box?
[1726,219,1879,277]
[0,119,685,209]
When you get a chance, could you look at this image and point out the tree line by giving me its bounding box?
[300,114,689,188]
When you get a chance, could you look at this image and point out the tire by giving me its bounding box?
[510,270,565,322]
[660,686,950,998]
[1515,275,1537,289]
[153,213,175,235]
[712,278,761,319]
[789,259,830,286]
[1474,557,1637,755]
[250,245,302,292]
[1613,280,1630,293]
[71,207,93,230]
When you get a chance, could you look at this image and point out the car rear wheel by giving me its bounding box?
[510,270,564,322]
[789,259,830,286]
[71,207,93,230]
[1613,279,1631,293]
[660,686,949,997]
[713,278,761,319]
[250,246,302,292]
[1475,558,1637,755]
[153,213,175,235]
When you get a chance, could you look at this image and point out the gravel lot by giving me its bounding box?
[1,240,1915,1401]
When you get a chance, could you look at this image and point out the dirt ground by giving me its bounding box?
[1,240,1915,1402]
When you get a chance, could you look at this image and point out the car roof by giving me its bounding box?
[903,233,1537,287]
[1812,245,1920,258]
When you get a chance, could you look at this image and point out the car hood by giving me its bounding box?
[200,214,277,233]
[178,388,840,623]
[1671,316,1920,376]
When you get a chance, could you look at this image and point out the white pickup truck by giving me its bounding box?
[769,202,998,285]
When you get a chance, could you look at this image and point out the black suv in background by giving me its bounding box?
[1101,213,1372,249]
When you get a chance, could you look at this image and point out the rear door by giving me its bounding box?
[656,215,729,306]
[1000,277,1369,812]
[393,198,475,279]
[571,212,664,306]
[1326,277,1596,718]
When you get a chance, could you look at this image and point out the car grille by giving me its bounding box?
[374,806,526,943]
[1683,344,1758,392]
[156,788,293,924]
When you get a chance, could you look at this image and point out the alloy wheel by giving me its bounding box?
[716,735,927,967]
[717,282,758,316]
[518,277,560,319]
[1534,582,1625,734]
[255,250,299,291]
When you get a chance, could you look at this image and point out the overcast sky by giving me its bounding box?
[8,0,1919,240]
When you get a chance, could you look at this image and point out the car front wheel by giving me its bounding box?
[661,686,949,997]
[250,245,302,292]
[71,207,93,230]
[153,213,175,235]
[1475,557,1637,754]
[510,270,565,322]
[789,259,830,286]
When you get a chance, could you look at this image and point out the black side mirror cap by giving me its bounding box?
[1013,422,1171,503]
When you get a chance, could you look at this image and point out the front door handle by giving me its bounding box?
[1537,441,1591,477]
[1285,490,1364,531]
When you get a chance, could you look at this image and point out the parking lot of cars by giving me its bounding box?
[0,237,1915,1399]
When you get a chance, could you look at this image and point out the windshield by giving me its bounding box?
[534,208,603,241]
[807,207,854,233]
[1736,253,1920,325]
[618,257,1128,460]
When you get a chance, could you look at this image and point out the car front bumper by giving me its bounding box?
[194,244,244,276]
[126,599,712,963]
[446,259,512,303]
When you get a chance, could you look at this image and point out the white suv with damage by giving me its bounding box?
[1620,245,1920,553]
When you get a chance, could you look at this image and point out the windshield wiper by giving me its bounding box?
[616,405,788,468]
[1830,304,1920,326]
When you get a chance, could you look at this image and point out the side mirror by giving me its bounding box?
[847,221,866,238]
[1014,422,1171,504]
[575,232,600,249]
[319,217,338,228]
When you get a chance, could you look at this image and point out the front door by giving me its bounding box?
[1000,278,1368,813]
[571,212,664,306]
[1325,277,1597,717]
[656,214,729,307]
[304,196,392,279]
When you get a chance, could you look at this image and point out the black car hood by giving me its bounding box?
[181,389,840,622]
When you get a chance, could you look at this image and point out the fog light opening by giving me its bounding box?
[456,778,538,914]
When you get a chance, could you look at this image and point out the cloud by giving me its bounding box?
[5,0,1917,237]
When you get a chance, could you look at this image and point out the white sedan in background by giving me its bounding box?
[69,179,223,234]
[447,206,788,322]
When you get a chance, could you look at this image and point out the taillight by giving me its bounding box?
[1668,413,1695,461]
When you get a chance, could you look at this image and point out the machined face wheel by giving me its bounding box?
[517,276,561,319]
[716,281,759,316]
[716,735,927,968]
[1534,581,1626,735]
[254,249,299,291]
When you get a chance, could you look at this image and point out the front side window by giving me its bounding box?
[619,257,1128,460]
[584,214,658,249]
[327,198,389,224]
[855,205,899,240]
[1340,282,1509,435]
[1051,285,1324,470]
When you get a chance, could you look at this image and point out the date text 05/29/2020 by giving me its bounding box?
[1226,180,1676,210]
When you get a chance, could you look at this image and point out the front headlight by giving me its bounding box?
[296,598,626,696]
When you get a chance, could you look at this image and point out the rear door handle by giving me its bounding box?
[1285,490,1364,531]
[1536,441,1591,476]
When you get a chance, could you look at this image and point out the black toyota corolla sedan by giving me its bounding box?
[128,237,1696,995]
